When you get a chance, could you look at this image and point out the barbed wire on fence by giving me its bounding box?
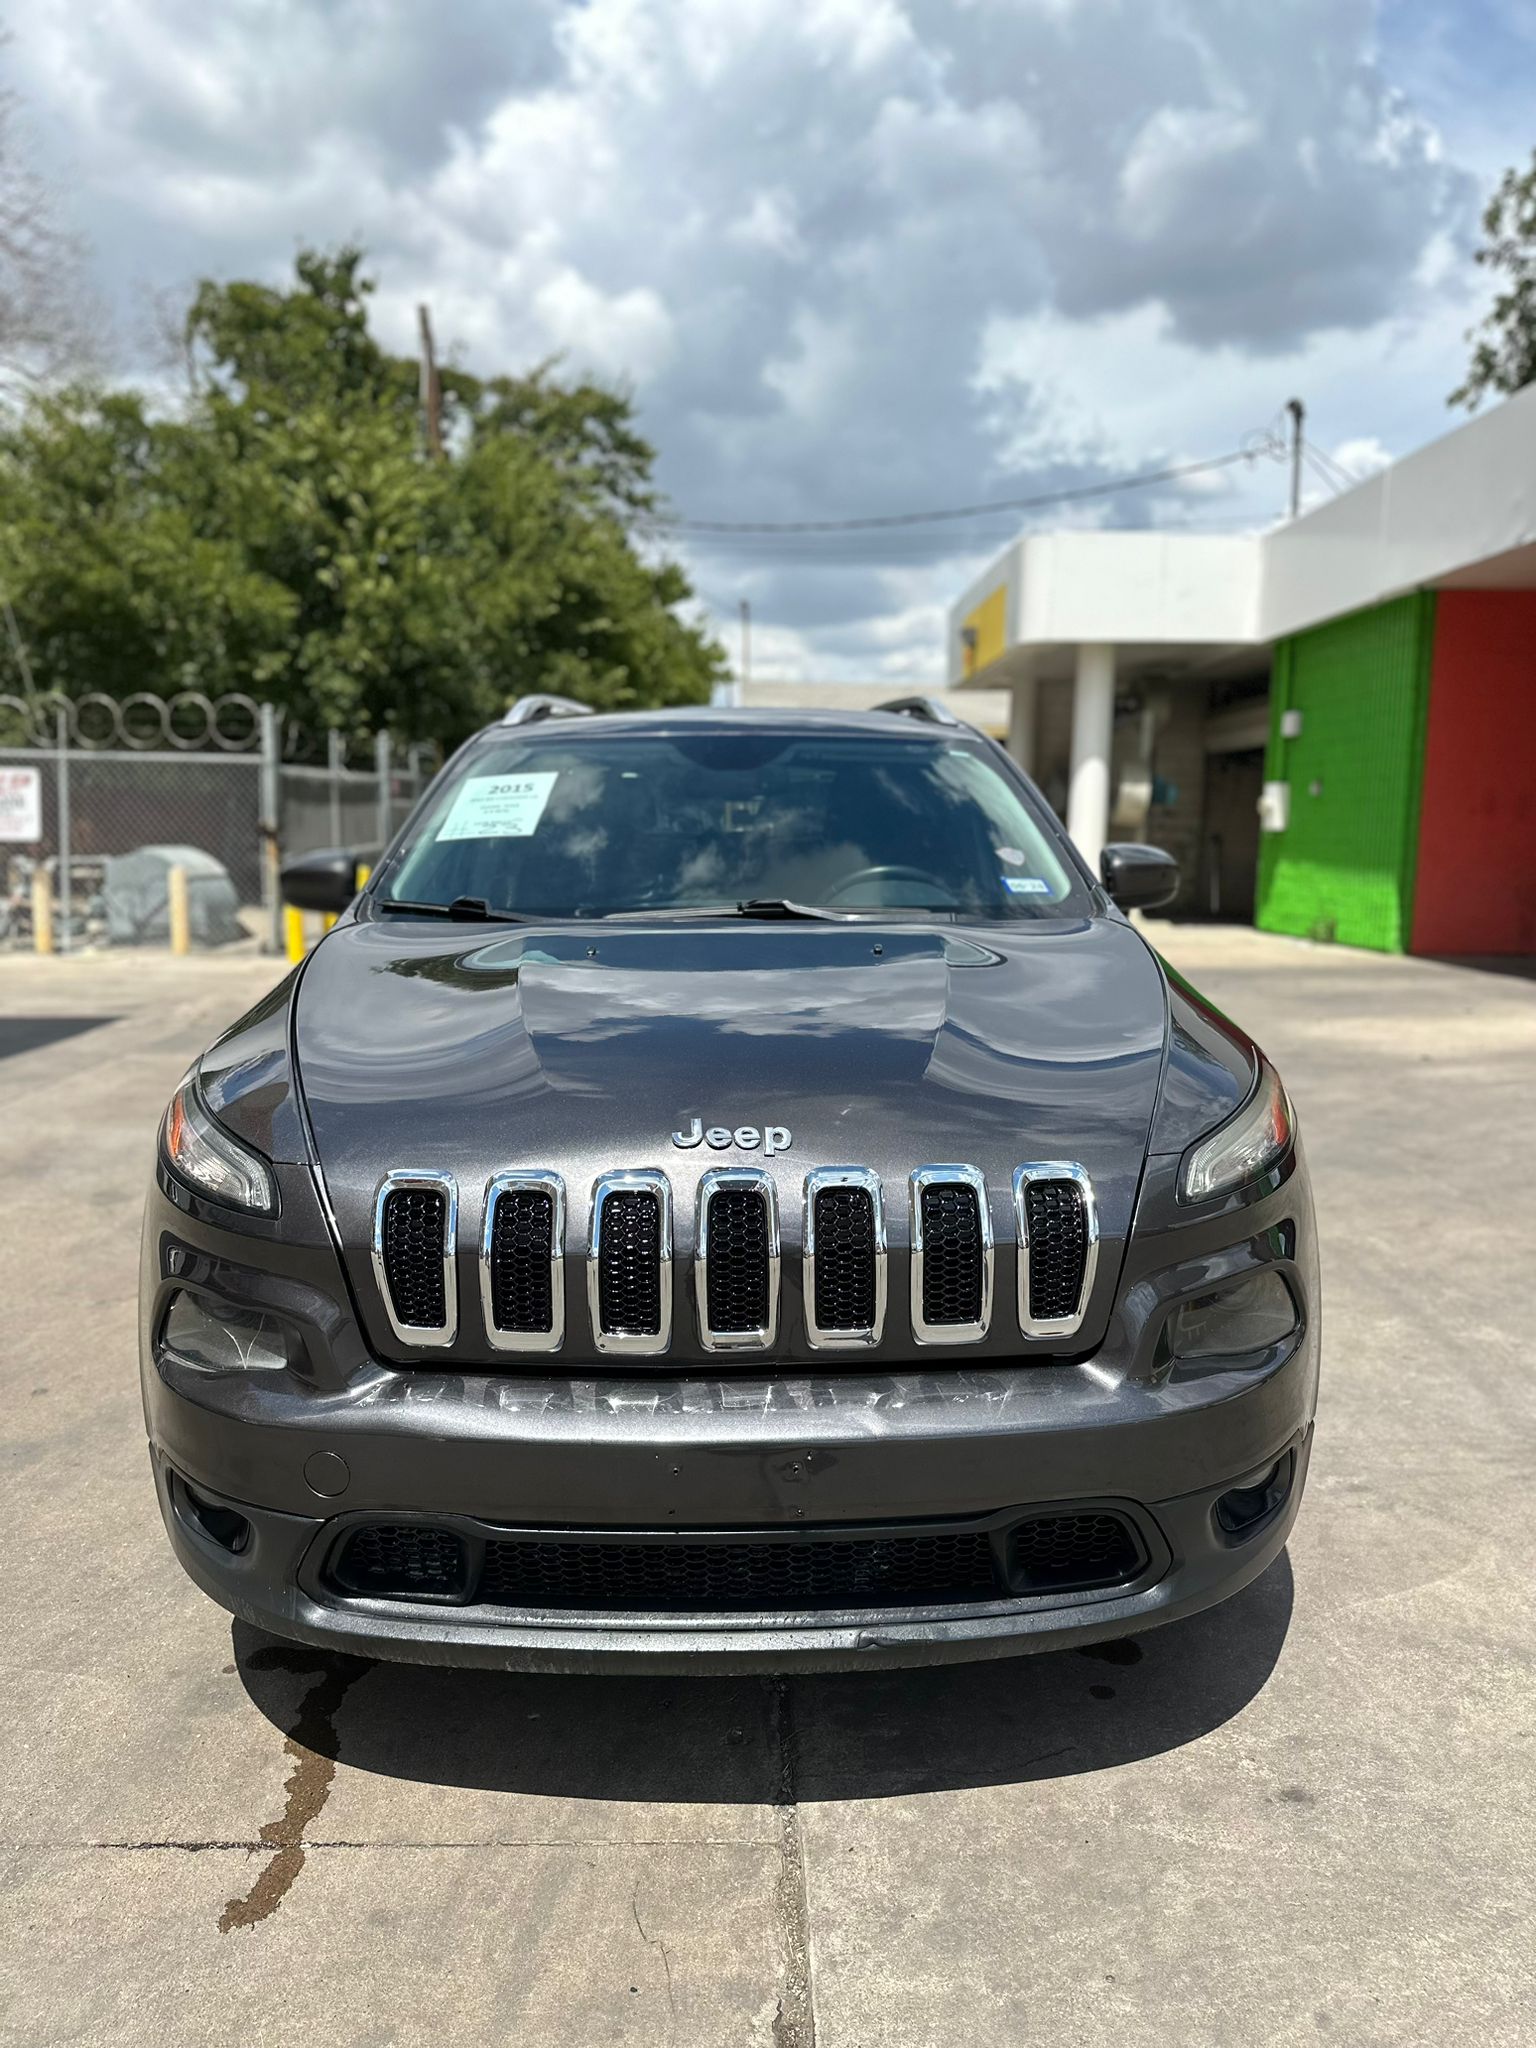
[0,689,445,775]
[0,688,265,752]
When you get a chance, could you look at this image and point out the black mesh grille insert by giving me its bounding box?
[919,1181,983,1325]
[704,1188,770,1333]
[333,1523,469,1600]
[328,1510,1144,1611]
[812,1187,877,1331]
[597,1189,661,1335]
[1009,1511,1138,1591]
[1024,1179,1089,1324]
[480,1530,998,1611]
[489,1187,555,1334]
[381,1186,448,1328]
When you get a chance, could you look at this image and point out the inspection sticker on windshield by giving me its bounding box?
[1003,875,1050,895]
[435,772,558,842]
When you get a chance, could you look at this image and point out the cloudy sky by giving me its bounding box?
[6,0,1532,680]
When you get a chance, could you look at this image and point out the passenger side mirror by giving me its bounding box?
[281,848,366,915]
[1100,842,1179,912]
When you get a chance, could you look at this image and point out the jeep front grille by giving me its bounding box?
[803,1167,886,1347]
[367,1160,1097,1356]
[372,1172,458,1347]
[909,1166,992,1343]
[588,1170,672,1355]
[1013,1164,1099,1338]
[481,1171,565,1353]
[696,1169,779,1351]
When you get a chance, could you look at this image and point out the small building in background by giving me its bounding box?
[949,385,1536,957]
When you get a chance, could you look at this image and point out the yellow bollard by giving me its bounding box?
[167,864,191,957]
[284,905,306,963]
[31,868,54,955]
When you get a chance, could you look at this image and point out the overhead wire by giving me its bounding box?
[638,434,1289,539]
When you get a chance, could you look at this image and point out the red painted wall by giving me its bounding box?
[1412,590,1536,956]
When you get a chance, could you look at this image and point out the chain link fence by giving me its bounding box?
[0,691,436,955]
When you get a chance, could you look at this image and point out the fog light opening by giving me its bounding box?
[160,1290,290,1375]
[1166,1270,1298,1369]
[175,1475,252,1555]
[1215,1452,1294,1539]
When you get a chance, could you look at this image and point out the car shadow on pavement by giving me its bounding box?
[231,1551,1292,1805]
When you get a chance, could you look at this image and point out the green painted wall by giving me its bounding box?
[1257,591,1435,953]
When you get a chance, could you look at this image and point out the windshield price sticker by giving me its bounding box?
[435,771,559,842]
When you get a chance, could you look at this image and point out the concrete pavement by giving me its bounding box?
[1,929,1532,2046]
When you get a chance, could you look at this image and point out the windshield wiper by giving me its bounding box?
[375,896,529,924]
[734,898,865,923]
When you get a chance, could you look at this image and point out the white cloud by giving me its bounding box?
[3,0,1492,679]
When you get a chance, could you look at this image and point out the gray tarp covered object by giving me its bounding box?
[103,844,246,947]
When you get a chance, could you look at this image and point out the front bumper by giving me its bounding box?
[146,1331,1316,1672]
[141,1149,1319,1673]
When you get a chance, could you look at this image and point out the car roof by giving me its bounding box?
[473,705,982,743]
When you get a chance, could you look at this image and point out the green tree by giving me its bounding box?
[1451,151,1536,410]
[0,248,723,740]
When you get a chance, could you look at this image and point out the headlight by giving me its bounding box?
[1165,1271,1297,1362]
[160,1070,277,1215]
[1179,1060,1292,1203]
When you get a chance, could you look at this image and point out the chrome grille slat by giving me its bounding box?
[588,1169,673,1356]
[371,1170,458,1349]
[480,1170,565,1354]
[909,1166,992,1345]
[803,1166,886,1349]
[695,1168,780,1352]
[1013,1163,1098,1339]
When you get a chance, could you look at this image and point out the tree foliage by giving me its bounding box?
[1451,151,1536,411]
[0,248,723,740]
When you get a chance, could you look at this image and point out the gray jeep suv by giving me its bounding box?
[140,695,1316,1671]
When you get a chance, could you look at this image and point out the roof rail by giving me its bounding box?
[502,694,595,727]
[872,694,963,728]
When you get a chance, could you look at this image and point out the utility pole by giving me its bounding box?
[1286,397,1305,520]
[418,304,444,461]
[739,599,752,697]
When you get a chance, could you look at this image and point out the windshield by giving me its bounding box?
[374,728,1088,921]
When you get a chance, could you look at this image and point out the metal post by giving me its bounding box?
[54,706,72,954]
[1286,398,1305,521]
[258,702,282,956]
[374,729,392,857]
[167,864,191,956]
[328,729,344,848]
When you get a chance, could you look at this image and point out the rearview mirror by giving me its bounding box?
[281,848,365,915]
[1100,842,1179,912]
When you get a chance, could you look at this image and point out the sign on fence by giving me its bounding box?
[0,766,41,842]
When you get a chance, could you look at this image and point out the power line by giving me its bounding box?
[639,441,1284,537]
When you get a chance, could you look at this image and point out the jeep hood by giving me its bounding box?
[296,917,1167,1338]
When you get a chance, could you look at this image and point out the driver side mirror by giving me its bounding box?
[281,848,367,915]
[1100,842,1179,912]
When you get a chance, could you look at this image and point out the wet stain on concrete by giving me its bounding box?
[218,1648,367,1933]
[1088,1684,1117,1700]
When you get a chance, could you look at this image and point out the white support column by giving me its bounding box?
[1067,642,1115,876]
[1006,676,1038,776]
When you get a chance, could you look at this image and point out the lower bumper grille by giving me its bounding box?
[326,1509,1144,1615]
